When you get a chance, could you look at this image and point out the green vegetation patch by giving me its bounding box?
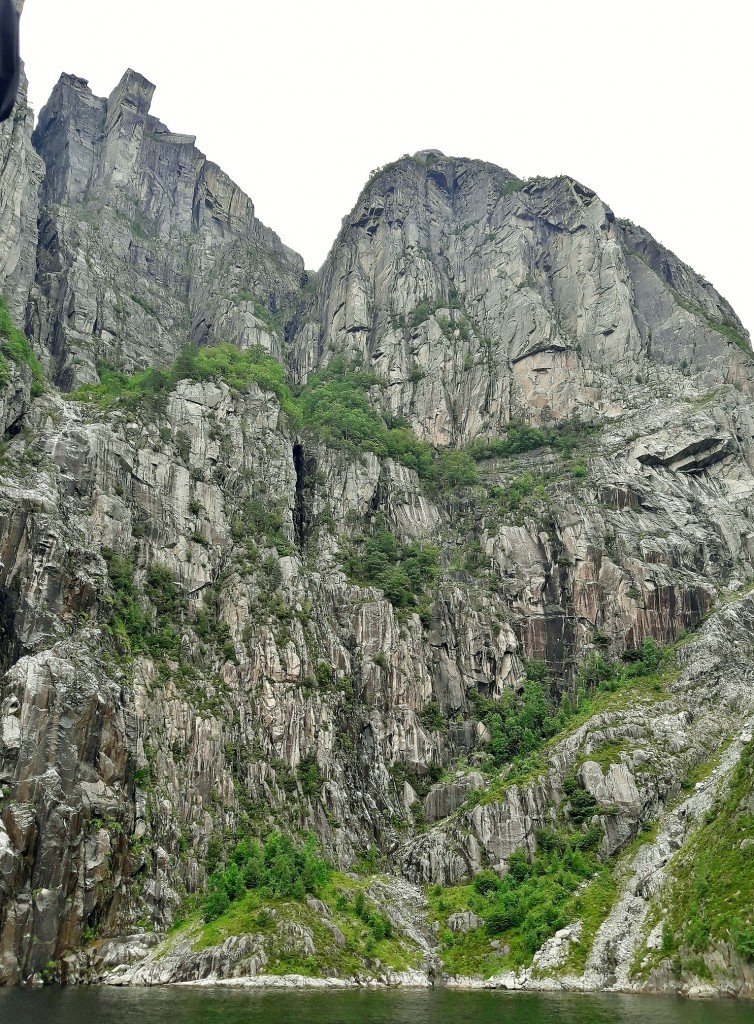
[635,738,754,977]
[0,296,45,397]
[468,420,596,462]
[468,640,672,804]
[232,293,279,333]
[70,346,599,505]
[342,513,439,614]
[202,831,330,923]
[501,178,527,196]
[428,827,604,976]
[297,355,447,483]
[468,661,569,771]
[486,471,549,523]
[231,496,294,557]
[71,343,298,418]
[102,549,185,659]
[576,740,631,773]
[192,832,421,975]
[558,865,617,973]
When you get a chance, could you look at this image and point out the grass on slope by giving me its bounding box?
[0,296,45,397]
[421,641,681,978]
[172,831,421,976]
[634,738,754,980]
[462,639,674,809]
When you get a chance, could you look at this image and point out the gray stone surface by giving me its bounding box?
[0,69,754,994]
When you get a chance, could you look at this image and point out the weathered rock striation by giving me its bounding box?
[0,2,43,326]
[28,68,304,388]
[1,67,754,995]
[292,153,752,442]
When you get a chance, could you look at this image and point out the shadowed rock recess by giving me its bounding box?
[1,67,754,996]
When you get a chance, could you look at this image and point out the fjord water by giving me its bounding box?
[0,989,751,1024]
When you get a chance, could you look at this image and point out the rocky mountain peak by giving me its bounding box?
[108,67,156,116]
[26,69,304,387]
[293,148,750,445]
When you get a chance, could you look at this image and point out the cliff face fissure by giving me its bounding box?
[0,590,20,673]
[292,442,316,551]
[0,64,754,993]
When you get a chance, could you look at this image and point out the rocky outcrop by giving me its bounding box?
[424,772,486,825]
[292,153,752,445]
[27,70,304,388]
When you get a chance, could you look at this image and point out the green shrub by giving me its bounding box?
[487,472,548,519]
[347,887,394,941]
[343,515,439,611]
[0,296,45,397]
[132,767,152,788]
[315,662,333,688]
[563,774,600,824]
[469,420,595,462]
[734,923,754,962]
[436,449,478,488]
[468,663,563,769]
[410,301,433,328]
[297,356,439,479]
[102,550,187,660]
[501,178,527,196]
[232,497,293,556]
[297,754,323,797]
[419,700,446,732]
[202,832,330,922]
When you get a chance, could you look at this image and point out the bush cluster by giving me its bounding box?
[470,640,666,771]
[468,661,567,768]
[203,832,330,922]
[342,515,439,611]
[466,828,602,959]
[232,497,294,557]
[468,420,594,461]
[102,549,184,658]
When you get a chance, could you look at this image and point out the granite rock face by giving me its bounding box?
[292,153,752,443]
[0,22,43,325]
[27,69,304,388]
[0,68,753,991]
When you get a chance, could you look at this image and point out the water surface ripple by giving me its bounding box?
[0,988,751,1024]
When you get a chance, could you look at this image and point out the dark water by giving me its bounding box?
[0,988,751,1024]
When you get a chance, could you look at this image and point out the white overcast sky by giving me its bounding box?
[20,0,753,333]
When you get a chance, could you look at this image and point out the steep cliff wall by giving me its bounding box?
[26,69,304,389]
[0,3,43,326]
[291,153,752,444]
[0,69,753,993]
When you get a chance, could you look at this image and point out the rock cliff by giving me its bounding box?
[29,68,304,388]
[1,67,753,996]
